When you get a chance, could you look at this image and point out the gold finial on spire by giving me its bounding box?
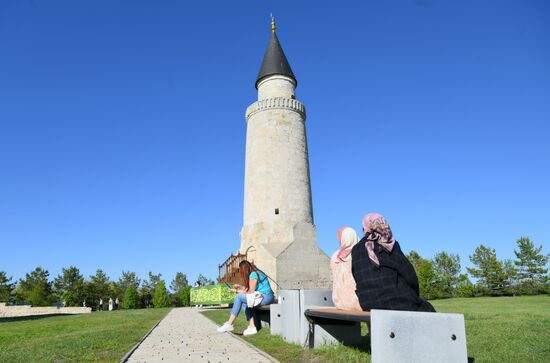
[271,13,276,33]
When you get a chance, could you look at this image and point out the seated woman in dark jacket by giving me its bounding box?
[351,213,435,312]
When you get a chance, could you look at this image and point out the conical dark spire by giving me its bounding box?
[255,17,296,89]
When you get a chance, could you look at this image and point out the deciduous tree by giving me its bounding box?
[456,274,477,297]
[196,274,213,286]
[407,251,443,299]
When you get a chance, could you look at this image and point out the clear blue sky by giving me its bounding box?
[1,0,549,286]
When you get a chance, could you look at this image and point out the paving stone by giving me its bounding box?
[125,307,277,363]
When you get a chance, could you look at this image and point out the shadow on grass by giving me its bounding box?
[0,314,78,323]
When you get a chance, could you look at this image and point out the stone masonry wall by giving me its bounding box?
[0,305,92,318]
[241,100,313,255]
[239,74,331,289]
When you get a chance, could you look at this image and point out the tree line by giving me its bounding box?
[0,267,213,309]
[1,237,547,307]
[407,237,549,299]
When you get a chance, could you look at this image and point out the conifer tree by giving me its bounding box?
[467,245,507,294]
[0,271,14,303]
[178,286,192,307]
[116,271,140,300]
[16,267,53,306]
[53,266,85,307]
[123,284,140,309]
[513,237,549,293]
[152,280,170,308]
[171,272,188,293]
[88,269,113,310]
[433,252,461,296]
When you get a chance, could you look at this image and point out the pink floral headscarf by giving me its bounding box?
[362,213,396,266]
[336,227,358,262]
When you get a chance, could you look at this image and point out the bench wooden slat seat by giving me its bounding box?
[304,308,371,323]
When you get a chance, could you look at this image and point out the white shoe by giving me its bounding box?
[243,326,257,336]
[217,322,234,332]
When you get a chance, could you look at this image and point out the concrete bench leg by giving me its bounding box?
[298,290,334,345]
[371,309,467,363]
[270,304,282,336]
[307,319,363,349]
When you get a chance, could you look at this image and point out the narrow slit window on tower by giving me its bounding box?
[275,208,279,215]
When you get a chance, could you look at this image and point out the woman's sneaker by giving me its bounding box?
[216,322,234,332]
[243,326,257,336]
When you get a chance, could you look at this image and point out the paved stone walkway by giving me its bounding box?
[125,307,277,363]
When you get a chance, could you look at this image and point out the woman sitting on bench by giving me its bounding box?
[217,260,274,336]
[351,213,435,312]
[330,226,362,310]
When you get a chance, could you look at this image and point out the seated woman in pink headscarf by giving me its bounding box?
[330,226,362,310]
[351,213,435,312]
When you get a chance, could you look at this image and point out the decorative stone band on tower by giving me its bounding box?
[238,19,331,290]
[245,98,306,121]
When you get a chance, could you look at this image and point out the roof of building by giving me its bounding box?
[255,19,296,89]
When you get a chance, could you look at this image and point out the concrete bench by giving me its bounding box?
[249,290,338,343]
[305,307,468,363]
[251,298,280,332]
[304,307,368,348]
[252,290,468,363]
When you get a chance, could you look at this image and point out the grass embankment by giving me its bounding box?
[0,308,170,363]
[201,295,550,363]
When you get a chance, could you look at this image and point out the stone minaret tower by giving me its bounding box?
[239,18,330,289]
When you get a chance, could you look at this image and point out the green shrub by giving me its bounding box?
[177,286,191,307]
[152,281,170,308]
[123,285,140,309]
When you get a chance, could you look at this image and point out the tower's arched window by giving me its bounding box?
[246,246,257,263]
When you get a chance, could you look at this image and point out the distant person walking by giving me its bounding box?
[99,298,103,311]
[217,260,274,336]
[115,297,119,310]
[351,213,435,312]
[330,226,362,310]
[109,297,114,311]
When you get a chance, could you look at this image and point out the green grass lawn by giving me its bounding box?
[0,308,170,363]
[201,295,550,363]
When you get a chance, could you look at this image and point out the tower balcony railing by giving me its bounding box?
[217,252,248,285]
[245,97,306,120]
